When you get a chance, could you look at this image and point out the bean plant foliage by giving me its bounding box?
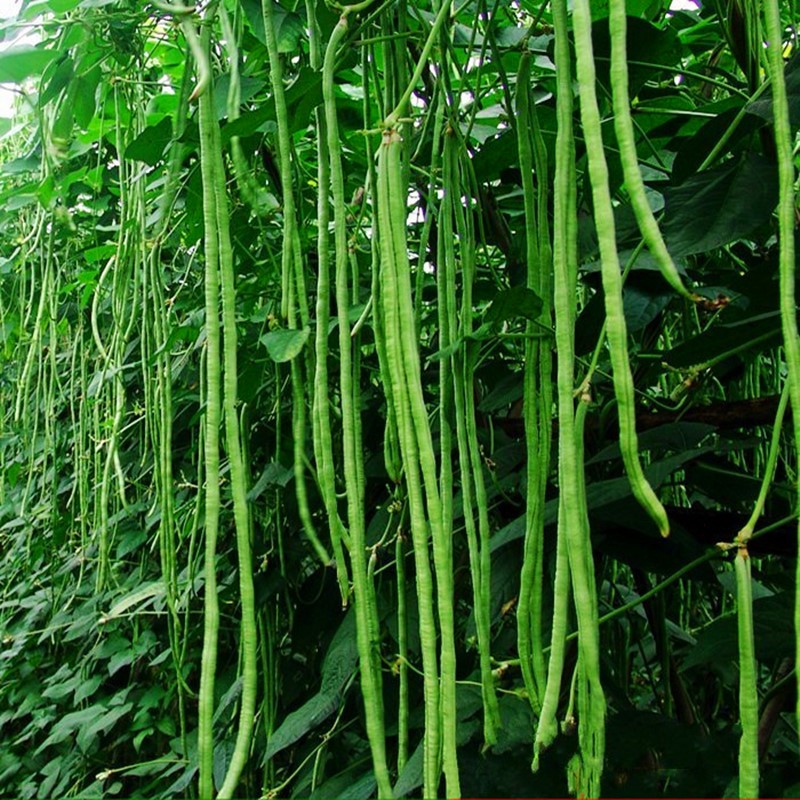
[0,0,799,797]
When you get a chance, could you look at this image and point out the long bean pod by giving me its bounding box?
[572,0,669,538]
[323,16,393,796]
[735,546,759,798]
[608,0,697,301]
[515,48,549,713]
[547,3,606,794]
[376,127,441,797]
[194,28,222,800]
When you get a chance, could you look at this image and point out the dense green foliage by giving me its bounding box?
[1,0,800,797]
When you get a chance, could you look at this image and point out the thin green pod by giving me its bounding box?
[546,3,606,794]
[515,48,548,713]
[532,517,571,769]
[735,547,759,799]
[195,47,222,800]
[376,127,441,798]
[323,17,393,796]
[210,67,258,800]
[608,0,697,302]
[380,118,460,795]
[446,127,501,745]
[572,0,669,538]
[193,10,258,795]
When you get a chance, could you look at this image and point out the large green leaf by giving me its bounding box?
[681,593,793,672]
[239,0,304,52]
[484,286,543,324]
[263,612,357,762]
[746,53,800,129]
[222,68,323,140]
[663,310,781,368]
[124,117,172,165]
[663,153,779,257]
[263,692,339,762]
[0,46,58,82]
[259,327,310,362]
[587,421,716,465]
[591,16,681,95]
[491,447,715,552]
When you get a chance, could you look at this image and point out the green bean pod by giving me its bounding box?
[735,547,759,798]
[572,0,670,538]
[608,0,697,302]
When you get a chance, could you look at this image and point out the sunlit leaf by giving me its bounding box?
[0,46,58,82]
[259,327,310,362]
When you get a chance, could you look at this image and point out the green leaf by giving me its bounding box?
[587,422,716,465]
[246,460,293,501]
[83,244,116,264]
[239,0,304,51]
[663,154,779,257]
[77,702,133,751]
[393,739,424,797]
[310,766,377,799]
[271,1,305,52]
[222,68,323,141]
[491,448,714,552]
[471,130,519,182]
[40,55,73,105]
[42,667,80,700]
[239,0,266,41]
[663,311,782,369]
[484,286,543,325]
[0,46,58,83]
[681,593,793,672]
[746,53,800,129]
[259,327,310,362]
[622,281,671,332]
[36,706,103,751]
[105,581,164,621]
[320,610,358,695]
[108,649,133,677]
[73,65,101,130]
[263,611,356,762]
[263,692,340,761]
[124,117,172,166]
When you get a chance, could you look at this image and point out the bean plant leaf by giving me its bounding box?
[663,153,779,257]
[36,706,103,752]
[491,447,715,552]
[124,117,172,165]
[393,740,424,797]
[259,327,310,362]
[238,0,266,41]
[263,611,356,762]
[105,580,164,621]
[309,768,377,799]
[746,53,800,129]
[681,594,793,672]
[0,46,58,82]
[239,0,304,51]
[587,421,716,465]
[320,610,358,695]
[246,460,293,501]
[222,68,323,140]
[622,281,671,332]
[484,286,543,325]
[663,311,782,368]
[263,692,340,761]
